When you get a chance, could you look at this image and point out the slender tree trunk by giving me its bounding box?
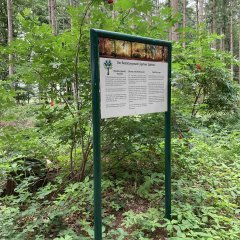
[48,0,52,24]
[51,0,57,35]
[230,5,233,78]
[220,28,225,51]
[68,0,75,98]
[196,0,199,27]
[7,0,13,75]
[211,0,217,49]
[69,0,74,29]
[170,0,179,41]
[221,0,227,51]
[182,0,186,47]
[192,87,203,117]
[199,0,204,23]
[48,0,57,35]
[239,31,240,83]
[48,0,57,103]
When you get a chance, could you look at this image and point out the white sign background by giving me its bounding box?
[100,57,168,118]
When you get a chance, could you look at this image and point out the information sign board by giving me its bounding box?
[90,29,172,240]
[99,38,168,118]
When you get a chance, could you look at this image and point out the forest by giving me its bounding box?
[0,0,240,239]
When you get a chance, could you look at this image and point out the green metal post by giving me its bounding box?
[165,44,172,220]
[90,29,102,240]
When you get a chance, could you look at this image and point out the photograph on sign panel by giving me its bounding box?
[99,38,115,57]
[115,40,132,58]
[131,42,146,59]
[146,45,163,61]
[99,37,168,62]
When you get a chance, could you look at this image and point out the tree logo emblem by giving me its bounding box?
[104,60,113,75]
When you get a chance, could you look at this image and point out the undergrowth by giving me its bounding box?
[0,105,240,239]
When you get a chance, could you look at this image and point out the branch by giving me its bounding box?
[51,85,75,118]
[74,0,93,110]
[191,87,203,117]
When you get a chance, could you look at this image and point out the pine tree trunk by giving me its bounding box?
[196,0,204,31]
[222,0,227,51]
[220,28,225,51]
[69,0,74,29]
[239,32,240,83]
[230,6,233,78]
[51,0,57,35]
[182,0,186,47]
[7,0,13,75]
[48,0,52,25]
[196,0,199,27]
[68,0,74,97]
[199,0,204,23]
[48,0,57,35]
[211,0,217,49]
[170,0,179,41]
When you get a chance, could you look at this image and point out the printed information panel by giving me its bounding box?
[99,38,168,118]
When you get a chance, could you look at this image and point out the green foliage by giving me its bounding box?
[173,27,239,117]
[0,81,15,114]
[1,129,240,239]
[123,208,164,237]
[0,176,94,239]
[1,1,240,239]
[168,130,240,239]
[0,125,62,161]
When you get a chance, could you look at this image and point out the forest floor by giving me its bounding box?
[0,104,240,239]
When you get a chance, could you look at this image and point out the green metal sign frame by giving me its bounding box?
[90,28,172,240]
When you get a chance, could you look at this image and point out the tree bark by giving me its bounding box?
[48,0,57,35]
[0,1,8,45]
[196,0,205,32]
[51,0,57,35]
[220,28,225,51]
[7,0,13,75]
[196,0,199,27]
[221,0,227,51]
[239,31,240,83]
[230,5,233,77]
[69,0,74,29]
[211,0,217,49]
[48,0,52,25]
[170,0,179,41]
[182,0,186,47]
[199,0,204,23]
